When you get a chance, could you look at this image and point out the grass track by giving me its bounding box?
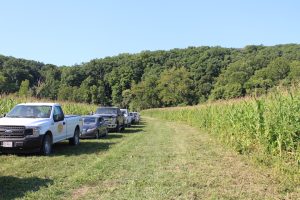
[0,117,298,199]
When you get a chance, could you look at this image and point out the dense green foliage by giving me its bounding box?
[0,44,300,109]
[142,88,300,183]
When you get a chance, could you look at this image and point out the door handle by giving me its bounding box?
[63,122,66,125]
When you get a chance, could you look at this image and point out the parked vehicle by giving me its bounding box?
[129,112,135,123]
[0,103,83,155]
[81,115,108,139]
[95,107,125,132]
[131,112,140,124]
[120,109,132,127]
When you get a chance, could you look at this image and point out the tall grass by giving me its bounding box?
[142,89,300,183]
[0,95,98,115]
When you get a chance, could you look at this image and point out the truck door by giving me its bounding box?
[53,106,67,141]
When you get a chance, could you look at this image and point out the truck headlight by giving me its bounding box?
[26,126,41,136]
[87,128,96,132]
[33,127,41,136]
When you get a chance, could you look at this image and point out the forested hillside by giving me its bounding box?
[1,44,300,110]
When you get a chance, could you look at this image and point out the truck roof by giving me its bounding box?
[17,103,60,106]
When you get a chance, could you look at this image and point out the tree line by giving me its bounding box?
[1,44,300,110]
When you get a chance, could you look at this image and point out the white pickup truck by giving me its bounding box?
[0,103,83,155]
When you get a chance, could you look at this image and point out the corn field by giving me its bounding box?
[0,95,98,115]
[142,90,300,178]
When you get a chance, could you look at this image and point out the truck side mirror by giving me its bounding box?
[54,114,64,122]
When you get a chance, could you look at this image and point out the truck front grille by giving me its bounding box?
[0,126,26,138]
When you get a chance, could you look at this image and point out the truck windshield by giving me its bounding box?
[95,108,117,115]
[83,117,97,124]
[6,105,52,118]
[120,109,127,114]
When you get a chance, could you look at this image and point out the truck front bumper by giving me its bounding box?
[0,135,44,153]
[107,124,117,129]
[80,129,97,139]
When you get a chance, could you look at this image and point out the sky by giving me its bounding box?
[0,0,299,66]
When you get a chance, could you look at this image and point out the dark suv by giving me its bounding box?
[95,107,125,132]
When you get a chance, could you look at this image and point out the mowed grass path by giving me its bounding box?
[0,117,297,199]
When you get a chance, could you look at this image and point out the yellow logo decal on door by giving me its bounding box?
[58,123,64,133]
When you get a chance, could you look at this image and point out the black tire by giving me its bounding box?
[69,128,80,145]
[121,124,125,131]
[40,134,52,156]
[104,128,108,137]
[115,123,120,132]
[95,130,100,139]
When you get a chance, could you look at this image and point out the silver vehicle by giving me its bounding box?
[81,116,108,139]
[121,109,132,127]
[129,112,140,124]
[132,112,140,124]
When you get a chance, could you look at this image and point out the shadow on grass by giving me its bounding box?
[122,128,144,134]
[53,141,115,156]
[0,176,53,200]
[131,121,146,128]
[102,134,123,139]
[0,141,116,157]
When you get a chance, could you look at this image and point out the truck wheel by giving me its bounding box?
[121,120,125,131]
[69,128,80,145]
[41,134,52,156]
[95,130,100,139]
[115,123,120,132]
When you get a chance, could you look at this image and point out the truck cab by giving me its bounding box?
[0,103,83,155]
